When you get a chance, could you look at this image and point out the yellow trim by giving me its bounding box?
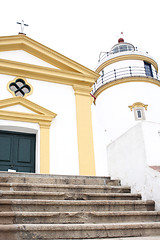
[7,77,33,98]
[0,58,98,87]
[96,54,158,73]
[73,85,96,176]
[0,97,56,173]
[40,124,50,174]
[0,34,99,80]
[128,102,148,111]
[94,76,160,99]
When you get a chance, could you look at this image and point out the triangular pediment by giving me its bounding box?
[1,104,38,114]
[0,97,56,126]
[0,50,58,69]
[0,35,99,87]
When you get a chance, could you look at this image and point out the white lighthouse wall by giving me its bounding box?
[0,73,79,175]
[92,82,160,175]
[94,82,160,141]
[102,59,144,73]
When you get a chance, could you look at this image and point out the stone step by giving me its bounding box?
[0,199,154,212]
[1,222,160,239]
[85,238,160,240]
[0,190,141,200]
[0,182,130,193]
[0,172,116,186]
[1,211,160,225]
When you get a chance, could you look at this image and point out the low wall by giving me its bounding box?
[107,121,160,210]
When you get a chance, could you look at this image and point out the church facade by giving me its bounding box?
[0,34,99,176]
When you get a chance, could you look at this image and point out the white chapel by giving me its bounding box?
[0,33,160,208]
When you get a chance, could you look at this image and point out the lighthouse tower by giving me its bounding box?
[92,35,160,176]
[92,35,160,207]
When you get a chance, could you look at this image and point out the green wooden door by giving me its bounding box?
[0,130,35,173]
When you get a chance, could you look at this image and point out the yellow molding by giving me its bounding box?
[0,34,99,79]
[0,97,56,116]
[73,84,92,97]
[0,97,56,174]
[94,76,160,99]
[96,54,158,73]
[0,58,97,87]
[128,102,148,111]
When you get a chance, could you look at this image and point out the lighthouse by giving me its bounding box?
[92,35,160,176]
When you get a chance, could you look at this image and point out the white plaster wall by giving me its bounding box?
[0,73,79,175]
[102,59,144,74]
[107,122,160,210]
[95,82,160,141]
[142,122,160,166]
[0,50,58,68]
[92,103,110,176]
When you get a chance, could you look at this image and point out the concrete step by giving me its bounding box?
[1,211,160,225]
[0,199,155,212]
[0,182,130,193]
[0,190,141,200]
[1,222,160,239]
[0,171,118,186]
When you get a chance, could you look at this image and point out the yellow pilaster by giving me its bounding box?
[73,84,96,176]
[39,123,50,174]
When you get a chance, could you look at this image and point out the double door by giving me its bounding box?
[0,130,35,173]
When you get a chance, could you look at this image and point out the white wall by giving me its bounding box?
[0,73,79,175]
[95,82,160,141]
[107,121,160,210]
[0,50,57,68]
[102,59,144,74]
[92,103,110,176]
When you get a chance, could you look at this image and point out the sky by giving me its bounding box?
[1,0,160,71]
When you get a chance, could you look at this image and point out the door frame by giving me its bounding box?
[0,97,56,174]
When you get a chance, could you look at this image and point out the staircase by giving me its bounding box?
[0,172,160,239]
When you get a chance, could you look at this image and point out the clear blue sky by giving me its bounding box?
[1,0,160,70]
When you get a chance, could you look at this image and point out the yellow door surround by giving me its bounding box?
[0,97,56,174]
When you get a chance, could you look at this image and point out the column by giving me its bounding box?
[39,123,50,174]
[73,84,96,176]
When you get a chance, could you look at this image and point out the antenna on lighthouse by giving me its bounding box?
[118,32,124,43]
[17,20,29,35]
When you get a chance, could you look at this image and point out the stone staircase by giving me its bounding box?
[0,172,160,239]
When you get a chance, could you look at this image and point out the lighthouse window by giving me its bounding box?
[134,108,145,121]
[112,46,119,54]
[110,44,135,54]
[119,45,127,52]
[144,61,153,77]
[128,102,148,121]
[137,110,142,119]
